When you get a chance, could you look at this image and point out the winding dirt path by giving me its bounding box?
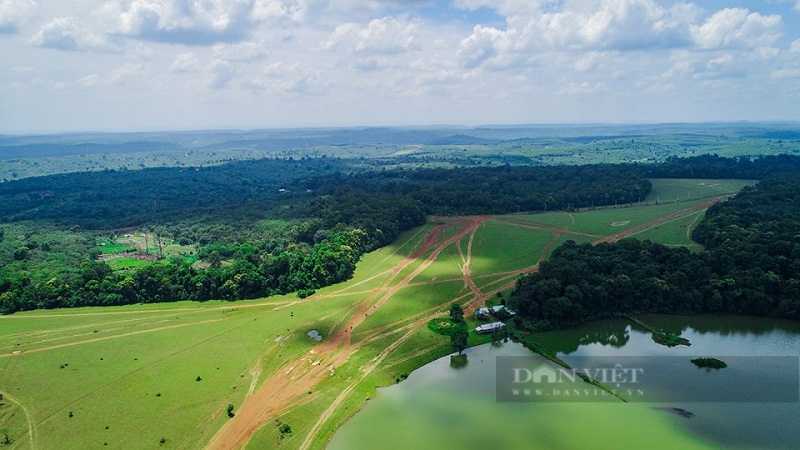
[1,390,36,449]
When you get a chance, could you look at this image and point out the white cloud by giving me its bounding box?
[454,0,701,70]
[250,0,307,23]
[456,25,506,68]
[5,0,800,132]
[102,0,256,45]
[31,17,116,52]
[0,0,38,33]
[691,8,782,49]
[321,16,420,55]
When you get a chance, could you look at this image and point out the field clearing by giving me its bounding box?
[0,187,737,449]
[501,211,575,229]
[633,210,705,250]
[96,242,136,255]
[352,281,467,338]
[105,257,151,271]
[411,244,463,284]
[646,178,755,203]
[470,221,557,275]
[547,199,711,236]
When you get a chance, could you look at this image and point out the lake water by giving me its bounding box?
[328,315,800,450]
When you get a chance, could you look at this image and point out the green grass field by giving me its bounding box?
[0,180,750,449]
[633,210,705,250]
[96,243,136,255]
[645,178,755,203]
[471,222,556,275]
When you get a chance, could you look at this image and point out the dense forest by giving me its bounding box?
[508,174,800,328]
[306,165,650,215]
[643,154,800,179]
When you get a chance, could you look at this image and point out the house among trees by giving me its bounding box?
[475,322,505,334]
[475,307,491,320]
[491,305,516,316]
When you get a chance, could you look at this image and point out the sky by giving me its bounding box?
[2,0,800,133]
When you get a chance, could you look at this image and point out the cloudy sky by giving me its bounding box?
[2,0,800,133]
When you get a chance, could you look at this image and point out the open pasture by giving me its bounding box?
[645,178,755,203]
[633,210,705,250]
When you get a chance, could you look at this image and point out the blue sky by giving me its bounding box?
[2,0,800,133]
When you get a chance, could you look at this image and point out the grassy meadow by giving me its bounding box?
[0,179,748,449]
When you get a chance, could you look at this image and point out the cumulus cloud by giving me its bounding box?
[690,8,782,49]
[101,0,257,45]
[0,0,38,33]
[454,0,701,69]
[791,39,800,54]
[456,25,506,68]
[321,15,420,54]
[31,17,116,52]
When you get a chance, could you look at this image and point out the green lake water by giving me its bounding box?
[327,315,800,450]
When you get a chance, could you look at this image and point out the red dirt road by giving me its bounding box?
[204,217,487,450]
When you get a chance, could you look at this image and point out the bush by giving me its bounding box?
[297,289,315,299]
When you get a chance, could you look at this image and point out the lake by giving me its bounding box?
[328,315,800,450]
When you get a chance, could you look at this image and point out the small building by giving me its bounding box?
[491,305,517,316]
[475,307,490,320]
[475,322,506,334]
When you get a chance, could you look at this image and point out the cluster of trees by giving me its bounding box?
[0,192,425,313]
[449,303,468,355]
[508,174,800,330]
